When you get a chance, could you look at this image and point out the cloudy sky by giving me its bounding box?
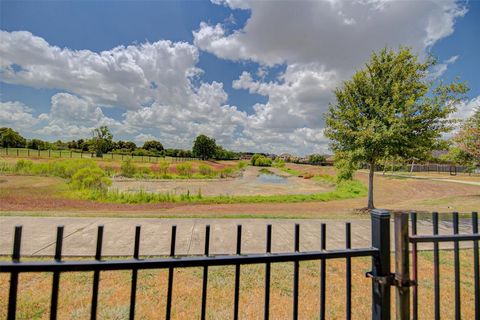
[0,0,479,155]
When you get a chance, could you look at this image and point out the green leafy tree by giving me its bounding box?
[251,154,272,167]
[0,128,26,148]
[27,138,49,150]
[325,47,468,209]
[441,146,473,166]
[193,134,216,160]
[143,140,164,152]
[90,126,113,157]
[214,145,238,160]
[308,154,327,164]
[455,107,480,166]
[124,141,137,151]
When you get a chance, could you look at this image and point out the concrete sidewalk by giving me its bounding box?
[0,216,475,256]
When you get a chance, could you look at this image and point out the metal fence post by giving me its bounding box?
[371,209,391,320]
[394,213,410,320]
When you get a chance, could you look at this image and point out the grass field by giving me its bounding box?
[0,147,196,164]
[0,250,477,319]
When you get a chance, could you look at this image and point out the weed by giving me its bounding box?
[176,163,193,177]
[120,159,136,178]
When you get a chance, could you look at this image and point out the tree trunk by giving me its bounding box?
[368,161,375,209]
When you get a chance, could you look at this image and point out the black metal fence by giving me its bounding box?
[1,210,479,320]
[406,164,470,174]
[409,211,479,320]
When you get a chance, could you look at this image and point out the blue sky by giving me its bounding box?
[0,0,479,155]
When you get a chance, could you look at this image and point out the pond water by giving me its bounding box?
[256,172,288,184]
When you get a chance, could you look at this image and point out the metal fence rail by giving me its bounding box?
[409,211,480,320]
[2,210,478,319]
[0,220,381,320]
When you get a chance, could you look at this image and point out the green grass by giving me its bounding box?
[78,179,367,205]
[0,147,195,163]
[0,157,242,181]
[312,173,336,184]
[279,167,302,176]
[258,168,274,174]
[0,211,361,219]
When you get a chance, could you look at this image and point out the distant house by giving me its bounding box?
[278,153,293,161]
[239,152,254,160]
[325,155,335,165]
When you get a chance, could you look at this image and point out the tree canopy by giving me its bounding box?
[325,47,468,209]
[193,134,216,160]
[90,126,113,157]
[143,140,164,152]
[455,107,480,167]
[0,127,26,148]
[308,154,327,164]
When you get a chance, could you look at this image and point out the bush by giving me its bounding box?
[134,166,153,178]
[71,167,111,192]
[273,158,285,168]
[251,154,262,165]
[237,160,248,169]
[253,156,272,167]
[121,159,136,178]
[158,161,170,177]
[15,159,33,172]
[10,158,101,180]
[334,157,356,182]
[6,158,111,192]
[0,161,12,172]
[220,167,234,178]
[176,163,193,177]
[198,164,214,176]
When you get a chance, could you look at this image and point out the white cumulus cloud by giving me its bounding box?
[0,0,470,154]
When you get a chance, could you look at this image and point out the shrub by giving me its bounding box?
[71,167,111,192]
[176,163,193,177]
[237,160,248,169]
[158,161,170,176]
[0,161,12,172]
[251,154,262,165]
[15,159,33,172]
[220,167,234,178]
[120,159,136,178]
[273,158,285,168]
[198,164,214,176]
[134,166,153,178]
[334,157,356,182]
[253,156,272,167]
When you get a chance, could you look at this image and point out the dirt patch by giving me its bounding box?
[0,175,180,212]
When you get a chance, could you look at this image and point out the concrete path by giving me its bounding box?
[0,216,476,257]
[376,172,480,186]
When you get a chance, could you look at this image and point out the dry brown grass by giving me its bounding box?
[0,250,477,319]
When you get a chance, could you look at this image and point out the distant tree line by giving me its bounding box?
[0,126,240,160]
